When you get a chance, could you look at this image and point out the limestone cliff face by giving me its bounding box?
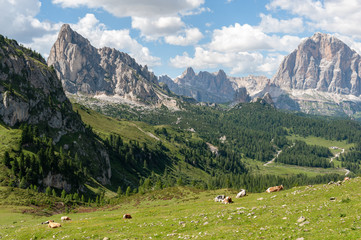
[48,24,162,104]
[160,68,236,103]
[0,35,111,187]
[273,33,361,95]
[0,36,79,132]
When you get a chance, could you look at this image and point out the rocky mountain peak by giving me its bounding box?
[48,24,171,105]
[182,67,196,78]
[216,69,227,79]
[272,32,361,95]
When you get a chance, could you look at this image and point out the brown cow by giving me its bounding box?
[344,177,350,182]
[222,196,233,204]
[266,185,283,193]
[48,220,62,228]
[61,216,71,221]
[123,214,132,219]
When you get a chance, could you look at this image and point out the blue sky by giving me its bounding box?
[2,0,361,79]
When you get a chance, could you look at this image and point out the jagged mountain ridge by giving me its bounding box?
[159,68,268,103]
[48,24,176,107]
[0,35,111,188]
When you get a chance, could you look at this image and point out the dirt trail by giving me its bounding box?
[264,150,282,166]
[330,148,345,162]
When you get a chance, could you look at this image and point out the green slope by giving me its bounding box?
[1,177,360,239]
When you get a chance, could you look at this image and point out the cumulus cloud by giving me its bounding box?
[267,0,361,38]
[0,0,58,42]
[2,6,160,67]
[132,16,184,40]
[208,23,301,53]
[71,14,160,66]
[258,14,304,33]
[52,0,204,18]
[53,0,206,42]
[165,28,203,46]
[170,47,283,75]
[169,22,302,75]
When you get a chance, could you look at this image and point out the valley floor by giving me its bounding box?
[1,178,361,239]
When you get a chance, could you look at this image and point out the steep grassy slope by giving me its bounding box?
[1,178,360,239]
[74,103,349,191]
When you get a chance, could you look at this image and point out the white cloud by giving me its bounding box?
[132,16,184,40]
[52,0,204,18]
[169,22,302,75]
[170,47,284,75]
[165,28,203,46]
[0,0,58,42]
[267,0,361,38]
[6,10,160,67]
[258,14,304,33]
[71,14,160,66]
[208,23,301,53]
[52,0,206,42]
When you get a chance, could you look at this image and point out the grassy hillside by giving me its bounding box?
[73,103,349,191]
[1,177,360,239]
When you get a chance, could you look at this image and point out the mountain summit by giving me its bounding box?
[48,24,173,106]
[269,32,361,116]
[273,32,361,95]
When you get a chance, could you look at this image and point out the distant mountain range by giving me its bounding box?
[160,33,361,118]
[46,25,361,118]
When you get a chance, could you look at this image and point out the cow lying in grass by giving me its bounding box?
[48,220,61,228]
[222,196,233,204]
[123,214,132,219]
[61,216,71,221]
[266,185,283,193]
[214,195,225,202]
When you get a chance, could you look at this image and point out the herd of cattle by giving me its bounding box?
[215,185,284,203]
[43,179,351,229]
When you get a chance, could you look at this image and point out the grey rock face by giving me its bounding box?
[233,87,250,103]
[0,35,111,187]
[48,24,161,104]
[0,36,80,132]
[160,68,236,103]
[273,32,361,96]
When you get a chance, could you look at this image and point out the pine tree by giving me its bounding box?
[125,186,131,197]
[3,151,11,168]
[45,186,51,196]
[61,189,66,199]
[117,186,122,197]
[19,178,27,189]
[52,189,57,197]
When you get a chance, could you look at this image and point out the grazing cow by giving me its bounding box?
[344,177,350,182]
[61,216,71,221]
[266,185,283,193]
[48,220,62,228]
[222,196,233,204]
[123,214,132,219]
[236,189,246,198]
[214,195,225,202]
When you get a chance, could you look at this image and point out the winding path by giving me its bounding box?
[263,150,282,166]
[329,147,350,176]
[330,148,345,163]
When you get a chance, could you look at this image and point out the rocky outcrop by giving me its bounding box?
[0,35,80,132]
[159,69,270,104]
[48,24,167,105]
[273,33,361,95]
[233,87,250,103]
[0,35,111,188]
[159,68,234,103]
[269,33,361,117]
